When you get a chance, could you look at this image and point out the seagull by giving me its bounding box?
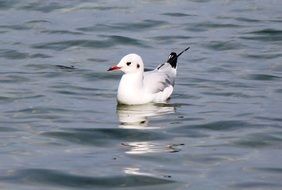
[108,46,190,105]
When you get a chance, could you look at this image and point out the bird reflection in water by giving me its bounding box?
[116,103,184,154]
[116,103,175,129]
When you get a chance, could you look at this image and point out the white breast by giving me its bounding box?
[117,73,154,105]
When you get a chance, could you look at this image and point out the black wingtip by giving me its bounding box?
[167,52,178,68]
[177,46,190,57]
[166,46,190,69]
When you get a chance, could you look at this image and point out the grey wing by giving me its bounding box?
[143,71,175,94]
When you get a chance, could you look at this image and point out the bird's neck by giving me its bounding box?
[117,72,144,105]
[119,72,143,90]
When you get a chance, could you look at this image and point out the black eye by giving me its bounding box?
[137,64,140,68]
[126,62,131,66]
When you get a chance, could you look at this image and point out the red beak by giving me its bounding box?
[107,66,121,71]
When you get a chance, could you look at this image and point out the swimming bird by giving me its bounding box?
[108,46,190,105]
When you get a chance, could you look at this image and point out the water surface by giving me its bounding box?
[1,0,282,189]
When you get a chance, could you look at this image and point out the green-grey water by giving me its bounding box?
[1,0,282,189]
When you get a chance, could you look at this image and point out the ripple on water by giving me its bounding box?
[0,49,51,59]
[234,17,261,23]
[0,127,18,132]
[231,181,281,189]
[31,40,111,51]
[0,94,44,104]
[186,21,243,32]
[25,20,51,24]
[150,35,191,44]
[0,75,30,83]
[232,131,282,148]
[5,107,71,121]
[18,2,64,13]
[241,29,282,42]
[0,169,174,188]
[246,74,281,81]
[77,19,168,32]
[43,128,168,146]
[162,12,194,17]
[252,167,282,174]
[31,36,148,51]
[204,40,244,51]
[188,120,251,131]
[0,0,19,9]
[0,49,28,59]
[61,3,128,12]
[40,30,84,35]
[276,89,282,94]
[242,53,282,60]
[83,71,121,81]
[0,24,31,31]
[168,121,251,139]
[100,35,149,47]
